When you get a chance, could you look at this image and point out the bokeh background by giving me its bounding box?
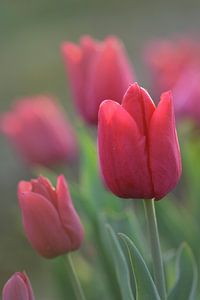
[1,0,200,299]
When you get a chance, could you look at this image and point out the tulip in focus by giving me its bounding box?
[18,175,84,258]
[1,96,77,166]
[2,272,35,300]
[98,83,181,200]
[61,35,135,124]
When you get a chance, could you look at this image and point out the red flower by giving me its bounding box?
[18,175,84,258]
[61,35,135,124]
[98,83,181,200]
[1,96,77,166]
[2,272,35,300]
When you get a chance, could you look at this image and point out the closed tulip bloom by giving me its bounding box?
[98,83,181,200]
[2,272,35,300]
[1,96,77,166]
[61,35,135,124]
[18,175,84,258]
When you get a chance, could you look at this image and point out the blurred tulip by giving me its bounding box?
[18,175,84,258]
[1,96,77,166]
[2,272,35,300]
[61,35,135,124]
[144,37,200,121]
[98,83,181,200]
[172,66,200,122]
[145,37,200,96]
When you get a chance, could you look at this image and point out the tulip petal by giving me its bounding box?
[30,176,57,208]
[122,83,155,135]
[61,42,84,110]
[98,100,153,198]
[61,39,98,119]
[19,273,35,300]
[149,91,182,199]
[2,273,30,300]
[56,175,84,250]
[85,37,134,123]
[19,192,72,258]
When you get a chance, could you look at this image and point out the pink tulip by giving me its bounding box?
[145,37,200,96]
[18,175,84,258]
[172,66,200,123]
[98,83,181,200]
[1,96,77,166]
[2,272,35,300]
[61,35,135,124]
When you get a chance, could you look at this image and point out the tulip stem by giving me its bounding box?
[143,199,166,300]
[66,254,86,300]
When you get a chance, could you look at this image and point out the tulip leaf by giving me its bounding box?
[119,233,161,300]
[78,126,102,201]
[168,243,198,300]
[106,225,135,300]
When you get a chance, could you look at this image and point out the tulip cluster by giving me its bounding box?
[1,33,185,300]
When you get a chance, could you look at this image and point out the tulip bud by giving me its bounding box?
[18,175,84,258]
[2,272,35,300]
[61,35,135,124]
[98,83,181,200]
[1,95,77,166]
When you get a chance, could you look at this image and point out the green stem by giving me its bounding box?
[143,199,166,300]
[65,254,86,300]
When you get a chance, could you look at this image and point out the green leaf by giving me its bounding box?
[168,243,198,300]
[106,225,135,300]
[119,233,160,300]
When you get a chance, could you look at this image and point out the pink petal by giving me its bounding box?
[98,100,153,198]
[19,192,72,258]
[122,83,155,135]
[85,37,134,123]
[149,91,182,199]
[18,273,35,300]
[61,39,98,120]
[30,176,57,208]
[2,273,30,300]
[56,175,84,250]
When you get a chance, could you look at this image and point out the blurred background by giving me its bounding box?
[1,0,200,299]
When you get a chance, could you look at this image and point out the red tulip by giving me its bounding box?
[98,83,181,200]
[1,96,77,166]
[18,175,84,258]
[2,272,35,300]
[61,35,135,124]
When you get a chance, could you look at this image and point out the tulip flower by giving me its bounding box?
[18,175,84,258]
[2,272,35,300]
[98,83,181,200]
[144,38,200,121]
[61,35,135,124]
[1,96,77,166]
[145,37,200,97]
